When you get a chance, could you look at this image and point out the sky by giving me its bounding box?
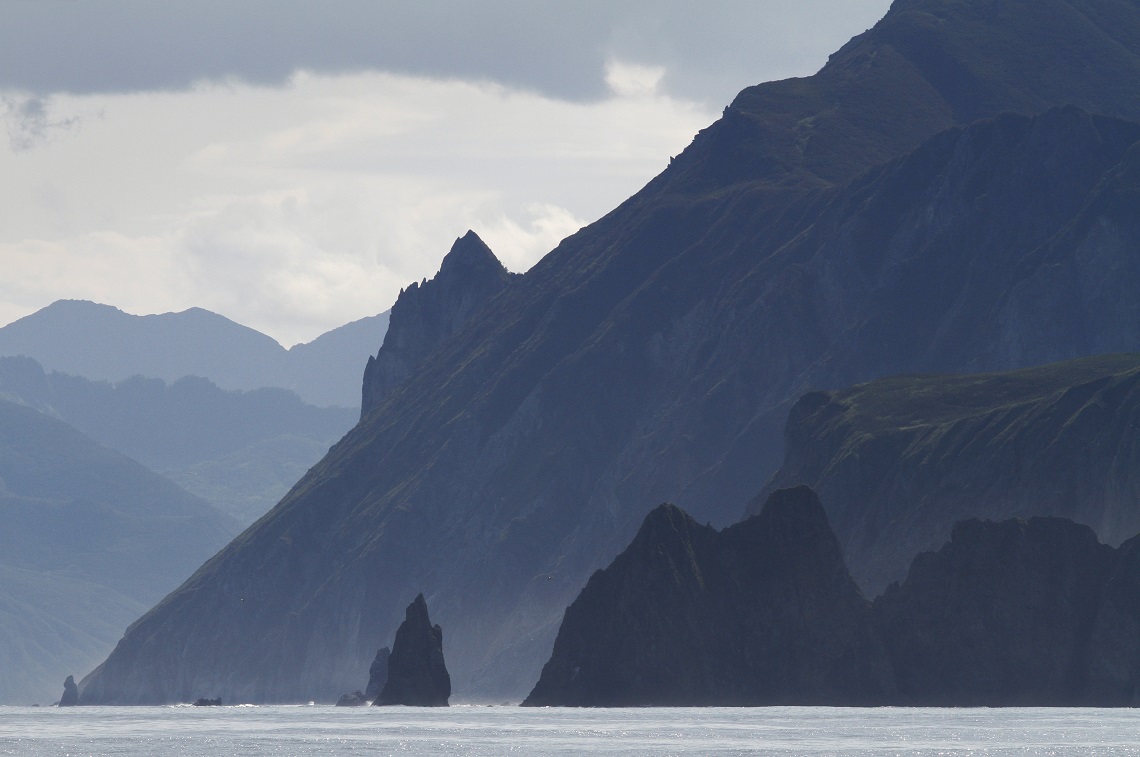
[0,1,892,347]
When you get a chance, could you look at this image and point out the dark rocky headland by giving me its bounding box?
[527,487,1140,706]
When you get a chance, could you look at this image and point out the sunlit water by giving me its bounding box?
[1,705,1138,756]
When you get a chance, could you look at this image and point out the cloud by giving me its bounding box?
[605,61,666,98]
[0,2,892,107]
[1,94,82,151]
[0,70,713,345]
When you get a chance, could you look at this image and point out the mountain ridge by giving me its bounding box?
[0,300,389,408]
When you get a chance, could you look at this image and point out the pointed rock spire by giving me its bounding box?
[375,594,451,706]
[361,231,513,418]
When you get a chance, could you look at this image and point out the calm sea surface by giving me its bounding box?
[1,705,1138,756]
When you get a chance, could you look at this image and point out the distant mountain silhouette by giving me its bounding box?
[0,398,236,705]
[0,356,357,524]
[78,0,1140,704]
[0,301,388,408]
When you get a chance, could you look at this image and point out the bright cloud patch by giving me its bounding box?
[605,60,667,98]
[0,71,714,345]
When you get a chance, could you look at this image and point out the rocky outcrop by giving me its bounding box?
[360,231,512,419]
[192,697,222,706]
[58,675,78,707]
[375,595,450,706]
[529,493,1140,706]
[364,647,390,702]
[759,353,1140,595]
[523,487,895,706]
[335,691,367,707]
[873,517,1116,706]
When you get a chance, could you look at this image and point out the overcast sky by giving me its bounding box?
[0,1,891,346]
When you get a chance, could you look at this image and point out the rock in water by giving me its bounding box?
[59,676,78,707]
[523,486,895,706]
[335,691,367,707]
[192,697,222,706]
[364,647,390,702]
[376,595,450,706]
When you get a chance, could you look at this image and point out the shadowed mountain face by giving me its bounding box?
[0,301,388,408]
[361,231,514,419]
[759,353,1140,596]
[78,0,1140,704]
[523,487,895,707]
[527,491,1140,707]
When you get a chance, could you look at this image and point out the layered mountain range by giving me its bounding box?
[0,356,356,524]
[0,398,236,704]
[0,301,389,408]
[78,0,1140,703]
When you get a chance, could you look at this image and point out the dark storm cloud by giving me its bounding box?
[0,1,889,105]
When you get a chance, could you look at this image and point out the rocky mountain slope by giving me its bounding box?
[759,353,1140,595]
[0,356,356,524]
[77,0,1140,703]
[528,491,1140,706]
[0,399,236,704]
[0,300,388,408]
[524,487,894,706]
[362,231,514,418]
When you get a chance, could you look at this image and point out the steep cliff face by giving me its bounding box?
[523,487,894,706]
[361,232,513,419]
[873,517,1116,705]
[78,0,1140,704]
[1085,536,1140,705]
[529,500,1140,706]
[760,353,1140,595]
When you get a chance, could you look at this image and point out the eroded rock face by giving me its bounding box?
[873,517,1116,706]
[523,487,895,706]
[364,646,390,702]
[59,676,78,707]
[528,487,1140,707]
[376,595,450,706]
[361,231,513,419]
[760,353,1140,596]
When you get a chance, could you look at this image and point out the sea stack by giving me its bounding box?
[375,595,450,706]
[59,675,78,707]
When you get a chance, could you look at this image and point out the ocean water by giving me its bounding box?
[1,705,1138,756]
